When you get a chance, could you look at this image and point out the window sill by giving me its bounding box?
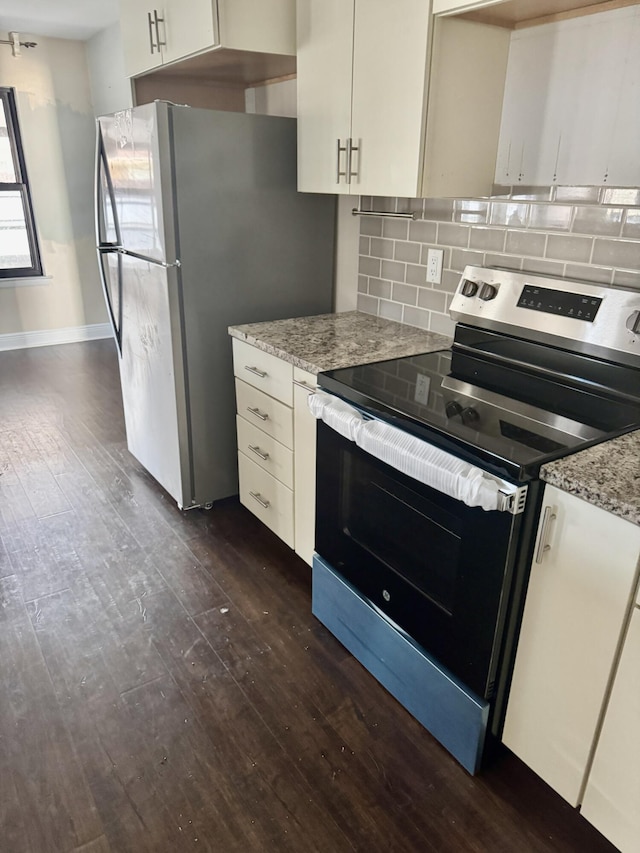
[0,275,52,287]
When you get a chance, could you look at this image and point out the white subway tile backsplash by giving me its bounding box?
[370,237,395,259]
[381,259,406,282]
[573,207,624,237]
[593,238,640,269]
[529,204,573,231]
[357,185,640,335]
[392,282,418,306]
[437,223,470,248]
[469,227,506,253]
[394,241,421,264]
[546,234,593,263]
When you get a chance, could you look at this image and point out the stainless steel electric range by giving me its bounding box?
[310,266,640,774]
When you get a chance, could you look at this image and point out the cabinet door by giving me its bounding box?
[582,607,640,853]
[296,0,354,194]
[120,0,164,77]
[502,486,640,806]
[350,0,430,197]
[161,0,217,67]
[293,369,317,566]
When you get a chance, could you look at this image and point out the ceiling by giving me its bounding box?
[0,0,119,42]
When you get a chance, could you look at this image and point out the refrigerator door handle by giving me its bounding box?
[117,247,181,269]
[95,126,124,354]
[97,248,123,356]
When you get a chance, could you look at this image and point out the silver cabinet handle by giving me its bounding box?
[147,11,158,53]
[248,445,269,461]
[249,491,270,509]
[535,505,557,564]
[293,379,316,391]
[245,365,267,379]
[347,138,359,183]
[154,9,166,47]
[247,406,268,421]
[336,138,348,184]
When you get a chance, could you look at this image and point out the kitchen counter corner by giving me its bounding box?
[228,311,451,374]
[540,430,640,526]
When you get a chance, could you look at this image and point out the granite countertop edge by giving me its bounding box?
[229,311,452,375]
[540,430,640,527]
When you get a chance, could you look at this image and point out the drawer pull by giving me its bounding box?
[247,406,269,421]
[245,365,267,379]
[248,444,269,461]
[249,491,270,509]
[293,379,316,391]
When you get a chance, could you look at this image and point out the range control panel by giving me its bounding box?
[516,285,603,322]
[449,266,640,364]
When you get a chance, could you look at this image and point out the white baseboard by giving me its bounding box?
[0,323,113,352]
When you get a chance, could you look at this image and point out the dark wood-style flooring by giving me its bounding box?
[0,339,616,853]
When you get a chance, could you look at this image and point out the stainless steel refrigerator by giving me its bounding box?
[95,102,335,510]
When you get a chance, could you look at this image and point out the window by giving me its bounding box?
[0,87,42,278]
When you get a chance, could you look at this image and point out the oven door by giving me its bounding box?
[315,420,525,699]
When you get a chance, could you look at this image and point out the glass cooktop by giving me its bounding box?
[318,342,640,482]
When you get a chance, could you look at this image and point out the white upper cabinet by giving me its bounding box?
[119,0,295,79]
[296,0,510,197]
[495,5,640,186]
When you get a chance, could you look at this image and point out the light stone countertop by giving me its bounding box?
[228,310,451,374]
[541,430,640,526]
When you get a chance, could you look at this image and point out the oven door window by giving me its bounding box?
[315,422,522,699]
[344,456,461,615]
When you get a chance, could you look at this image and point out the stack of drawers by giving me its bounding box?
[232,338,296,547]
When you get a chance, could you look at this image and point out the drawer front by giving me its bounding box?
[238,452,294,547]
[235,378,293,448]
[236,415,293,489]
[232,338,293,405]
[293,365,317,392]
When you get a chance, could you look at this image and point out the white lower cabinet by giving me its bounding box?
[581,606,640,853]
[502,485,640,807]
[232,339,319,566]
[293,368,318,567]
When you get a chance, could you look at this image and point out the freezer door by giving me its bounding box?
[97,104,170,264]
[118,252,191,508]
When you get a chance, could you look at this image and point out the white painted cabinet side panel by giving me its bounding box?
[582,608,640,853]
[350,0,430,198]
[296,0,354,194]
[502,486,640,806]
[293,369,317,566]
[605,7,640,186]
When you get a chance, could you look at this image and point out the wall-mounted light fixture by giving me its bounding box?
[0,32,37,57]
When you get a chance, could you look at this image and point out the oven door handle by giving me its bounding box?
[310,390,527,514]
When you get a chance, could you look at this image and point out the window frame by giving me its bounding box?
[0,86,43,279]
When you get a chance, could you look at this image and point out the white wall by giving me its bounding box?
[0,35,107,339]
[86,22,133,117]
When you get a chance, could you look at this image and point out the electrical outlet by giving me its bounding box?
[427,248,443,284]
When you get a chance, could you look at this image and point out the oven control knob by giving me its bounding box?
[445,401,463,419]
[460,406,479,426]
[626,310,640,335]
[461,279,478,297]
[479,283,498,302]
